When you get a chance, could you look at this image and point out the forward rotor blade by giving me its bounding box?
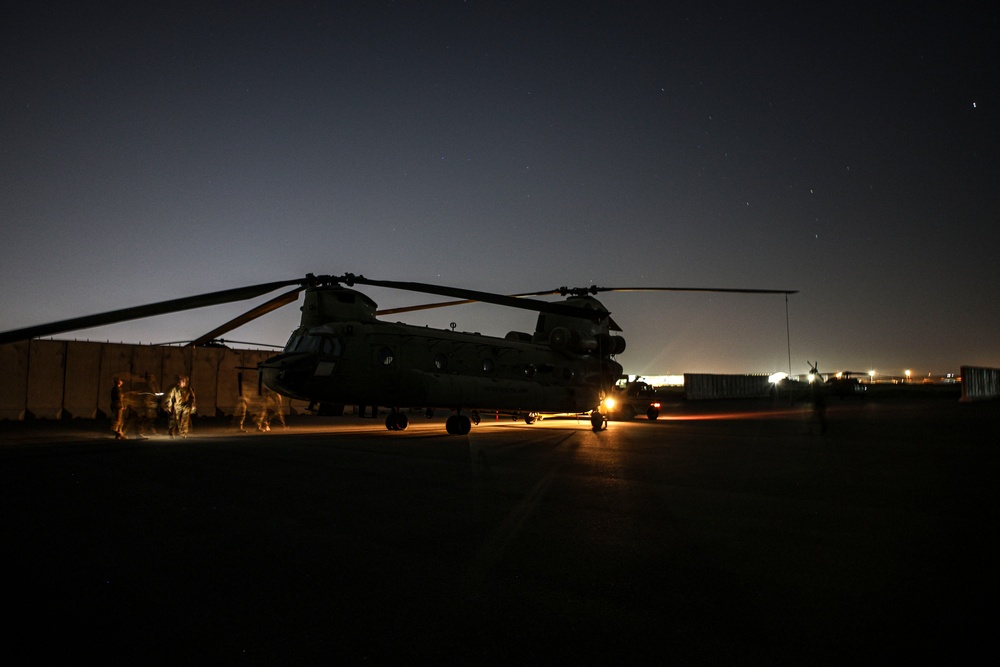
[187,287,304,347]
[0,278,304,345]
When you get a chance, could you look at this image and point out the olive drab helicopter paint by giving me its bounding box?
[0,273,796,434]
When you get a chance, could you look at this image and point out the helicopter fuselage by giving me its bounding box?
[261,318,622,417]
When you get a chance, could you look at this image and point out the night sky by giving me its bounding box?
[3,2,997,378]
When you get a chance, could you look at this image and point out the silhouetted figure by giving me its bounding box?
[164,375,196,438]
[811,382,828,435]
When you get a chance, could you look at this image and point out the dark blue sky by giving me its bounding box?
[3,1,997,377]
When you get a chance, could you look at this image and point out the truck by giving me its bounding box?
[606,377,661,420]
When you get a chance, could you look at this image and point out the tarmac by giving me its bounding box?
[2,395,997,664]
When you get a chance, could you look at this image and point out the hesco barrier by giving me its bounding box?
[961,366,1000,402]
[683,373,772,400]
[0,340,309,421]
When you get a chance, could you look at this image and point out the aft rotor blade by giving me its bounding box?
[376,290,561,317]
[590,286,798,295]
[376,285,798,316]
[0,278,304,345]
[187,287,304,347]
[354,278,603,320]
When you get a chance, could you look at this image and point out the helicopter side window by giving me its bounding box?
[434,353,448,370]
[378,347,395,366]
[482,359,495,374]
[320,337,340,356]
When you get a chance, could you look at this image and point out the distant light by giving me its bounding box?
[629,374,683,386]
[807,373,816,383]
[603,397,616,411]
[768,372,787,384]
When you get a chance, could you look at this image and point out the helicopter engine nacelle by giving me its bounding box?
[597,333,626,355]
[549,326,582,351]
[300,285,378,328]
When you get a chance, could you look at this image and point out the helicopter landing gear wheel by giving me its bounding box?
[446,415,472,435]
[646,407,660,420]
[524,413,536,424]
[386,411,408,431]
[471,411,481,425]
[591,411,607,431]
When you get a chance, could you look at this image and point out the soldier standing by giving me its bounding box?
[165,375,197,438]
[232,394,251,432]
[111,376,127,440]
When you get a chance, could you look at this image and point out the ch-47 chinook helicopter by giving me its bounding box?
[0,273,796,434]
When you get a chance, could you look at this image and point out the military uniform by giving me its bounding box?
[165,378,196,437]
[111,379,127,439]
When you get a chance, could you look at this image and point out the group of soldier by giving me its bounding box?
[111,373,285,440]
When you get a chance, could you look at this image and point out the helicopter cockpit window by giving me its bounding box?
[378,347,395,366]
[284,334,341,356]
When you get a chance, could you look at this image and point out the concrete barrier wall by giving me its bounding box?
[0,340,308,421]
[0,342,30,420]
[684,373,772,400]
[27,340,67,419]
[65,340,103,419]
[961,366,1000,402]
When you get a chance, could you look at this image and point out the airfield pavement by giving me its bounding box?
[1,394,997,664]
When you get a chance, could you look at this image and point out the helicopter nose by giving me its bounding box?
[261,352,318,394]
